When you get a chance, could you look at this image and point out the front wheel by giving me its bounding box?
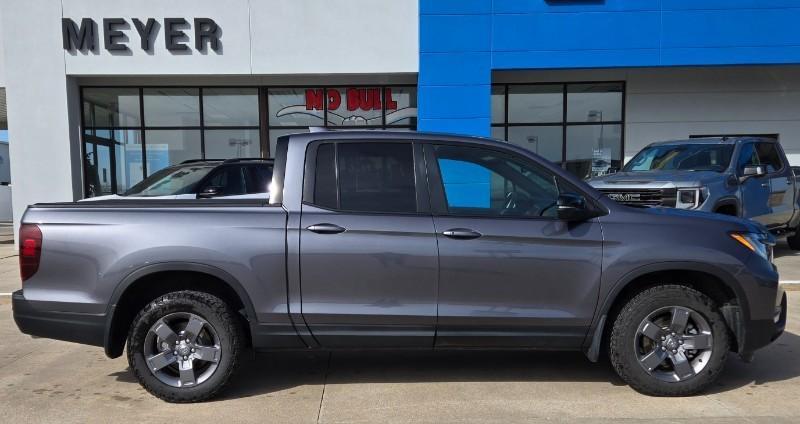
[609,285,730,396]
[127,290,244,402]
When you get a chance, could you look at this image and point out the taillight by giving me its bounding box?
[19,224,42,282]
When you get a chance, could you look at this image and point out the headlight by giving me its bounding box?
[676,188,705,209]
[730,232,775,262]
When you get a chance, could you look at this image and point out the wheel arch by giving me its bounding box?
[103,262,257,358]
[584,262,747,361]
[713,197,740,216]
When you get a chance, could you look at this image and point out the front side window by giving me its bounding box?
[756,142,783,173]
[310,142,417,213]
[198,166,247,196]
[737,143,759,173]
[433,145,559,218]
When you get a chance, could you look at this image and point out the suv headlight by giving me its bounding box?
[730,232,775,263]
[676,188,706,209]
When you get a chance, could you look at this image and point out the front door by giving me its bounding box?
[299,141,438,347]
[425,143,603,348]
[737,142,773,225]
[756,141,795,227]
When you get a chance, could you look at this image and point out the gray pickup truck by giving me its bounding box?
[13,131,786,402]
[589,137,800,248]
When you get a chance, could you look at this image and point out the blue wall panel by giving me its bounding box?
[418,0,800,137]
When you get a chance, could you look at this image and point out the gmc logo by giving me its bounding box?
[607,193,640,202]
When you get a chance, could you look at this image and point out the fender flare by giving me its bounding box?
[583,261,748,361]
[103,262,258,357]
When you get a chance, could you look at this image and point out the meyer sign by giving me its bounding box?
[62,17,221,53]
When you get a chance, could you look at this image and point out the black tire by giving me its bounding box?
[787,233,800,250]
[609,285,730,396]
[127,290,244,403]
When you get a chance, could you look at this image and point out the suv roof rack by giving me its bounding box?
[180,159,222,164]
[221,157,274,164]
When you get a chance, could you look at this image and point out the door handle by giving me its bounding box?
[761,183,770,188]
[442,228,482,240]
[306,223,346,234]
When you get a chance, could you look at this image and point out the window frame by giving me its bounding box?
[302,139,430,216]
[422,141,597,221]
[491,81,626,171]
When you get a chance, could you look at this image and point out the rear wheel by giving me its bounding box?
[127,290,244,402]
[609,285,729,396]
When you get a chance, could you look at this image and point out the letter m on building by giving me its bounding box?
[62,18,97,51]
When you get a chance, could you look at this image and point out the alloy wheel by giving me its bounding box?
[634,306,713,382]
[143,312,222,388]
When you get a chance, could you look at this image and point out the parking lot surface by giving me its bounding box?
[0,238,798,423]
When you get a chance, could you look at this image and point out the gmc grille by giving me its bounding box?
[597,188,677,207]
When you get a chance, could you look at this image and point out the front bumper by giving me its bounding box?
[12,290,106,347]
[739,288,787,356]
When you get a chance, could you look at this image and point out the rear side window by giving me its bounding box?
[310,142,417,213]
[756,142,783,173]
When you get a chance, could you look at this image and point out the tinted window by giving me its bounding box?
[337,143,417,213]
[246,165,273,194]
[313,143,338,209]
[433,145,559,218]
[756,142,783,173]
[124,164,214,197]
[199,166,247,196]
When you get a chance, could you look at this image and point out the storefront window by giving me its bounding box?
[266,85,417,155]
[203,88,259,127]
[492,82,624,179]
[204,129,260,159]
[82,85,416,197]
[143,88,201,127]
[83,88,141,127]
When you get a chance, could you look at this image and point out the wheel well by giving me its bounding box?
[106,271,251,358]
[601,270,739,355]
[714,203,738,216]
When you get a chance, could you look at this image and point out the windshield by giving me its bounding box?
[124,165,216,197]
[623,144,734,172]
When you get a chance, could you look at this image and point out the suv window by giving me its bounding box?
[756,142,783,173]
[311,142,417,213]
[199,166,247,196]
[245,165,273,194]
[433,145,559,218]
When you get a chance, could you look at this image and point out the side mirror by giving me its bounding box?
[740,165,766,183]
[197,186,223,199]
[557,193,592,221]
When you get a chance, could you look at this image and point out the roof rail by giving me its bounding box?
[221,157,273,164]
[180,159,222,164]
[309,126,328,133]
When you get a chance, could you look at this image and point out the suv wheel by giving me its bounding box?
[609,285,729,396]
[127,290,244,402]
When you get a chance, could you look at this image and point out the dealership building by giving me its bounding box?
[3,1,800,236]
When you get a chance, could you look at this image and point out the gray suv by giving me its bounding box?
[13,131,787,402]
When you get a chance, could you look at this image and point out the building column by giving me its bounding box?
[2,1,83,243]
[417,1,492,137]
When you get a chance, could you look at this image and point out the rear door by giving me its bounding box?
[299,140,438,347]
[425,143,603,348]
